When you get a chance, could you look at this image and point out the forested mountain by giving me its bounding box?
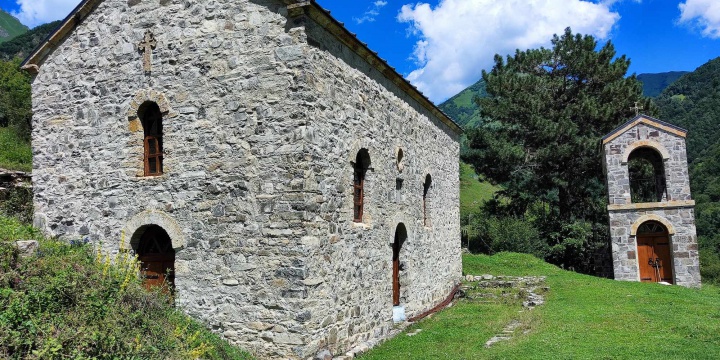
[655,58,720,162]
[653,56,720,283]
[0,10,27,43]
[637,71,688,97]
[441,71,684,129]
[0,20,61,61]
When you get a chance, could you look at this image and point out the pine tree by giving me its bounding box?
[464,28,647,272]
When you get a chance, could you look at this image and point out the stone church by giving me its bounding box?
[603,114,700,287]
[21,0,462,358]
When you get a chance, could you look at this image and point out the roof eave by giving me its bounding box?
[602,114,687,145]
[20,0,102,74]
[299,2,462,134]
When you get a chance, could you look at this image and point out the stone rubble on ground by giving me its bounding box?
[461,274,548,348]
[15,240,39,258]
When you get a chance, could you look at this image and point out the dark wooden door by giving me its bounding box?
[137,226,175,292]
[393,231,400,306]
[637,228,673,284]
[139,254,175,291]
[654,237,673,283]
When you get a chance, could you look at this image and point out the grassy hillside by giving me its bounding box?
[0,20,61,61]
[439,79,486,128]
[0,217,253,359]
[637,71,688,97]
[361,252,720,359]
[0,10,27,43]
[459,161,497,220]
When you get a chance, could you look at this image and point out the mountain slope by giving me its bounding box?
[0,10,27,43]
[637,71,688,97]
[0,20,61,61]
[438,78,486,128]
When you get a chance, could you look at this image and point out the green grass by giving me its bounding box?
[459,161,497,219]
[361,252,720,359]
[0,127,31,172]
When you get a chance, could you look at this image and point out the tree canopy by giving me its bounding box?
[463,28,647,272]
[0,58,31,140]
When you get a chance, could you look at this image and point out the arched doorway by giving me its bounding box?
[134,225,175,291]
[637,221,673,284]
[393,223,408,306]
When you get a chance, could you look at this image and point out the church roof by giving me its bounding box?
[602,114,687,144]
[20,0,462,135]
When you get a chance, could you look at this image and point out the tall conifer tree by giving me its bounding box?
[465,28,647,271]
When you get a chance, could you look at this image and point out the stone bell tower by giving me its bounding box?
[602,114,701,287]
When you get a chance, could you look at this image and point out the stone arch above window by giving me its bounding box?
[621,140,670,164]
[630,214,676,236]
[347,139,374,165]
[121,210,185,252]
[127,89,171,123]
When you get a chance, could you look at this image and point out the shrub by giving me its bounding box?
[0,186,33,224]
[466,214,547,259]
[0,217,252,359]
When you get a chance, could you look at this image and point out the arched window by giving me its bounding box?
[353,149,371,222]
[628,147,666,203]
[423,174,432,227]
[138,101,163,176]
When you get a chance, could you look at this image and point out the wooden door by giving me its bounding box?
[137,226,175,292]
[393,230,400,306]
[636,221,673,284]
[637,235,656,282]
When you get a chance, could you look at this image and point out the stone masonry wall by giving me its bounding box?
[29,0,461,358]
[31,0,321,358]
[295,17,462,356]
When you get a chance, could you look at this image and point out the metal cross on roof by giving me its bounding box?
[630,101,644,116]
[138,30,157,73]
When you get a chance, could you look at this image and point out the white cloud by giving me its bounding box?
[354,0,389,24]
[601,0,641,7]
[11,0,81,28]
[398,0,622,103]
[678,0,720,39]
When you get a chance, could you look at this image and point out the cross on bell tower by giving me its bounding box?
[138,30,157,73]
[630,101,644,116]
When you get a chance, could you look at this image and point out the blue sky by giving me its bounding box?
[2,0,719,103]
